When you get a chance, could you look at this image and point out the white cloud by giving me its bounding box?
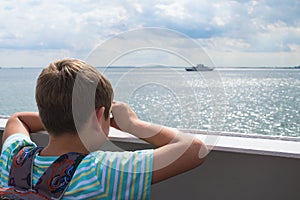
[155,2,191,20]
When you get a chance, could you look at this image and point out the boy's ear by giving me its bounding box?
[95,107,105,123]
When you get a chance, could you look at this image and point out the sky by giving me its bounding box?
[0,0,299,67]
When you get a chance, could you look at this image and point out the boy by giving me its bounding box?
[0,58,207,199]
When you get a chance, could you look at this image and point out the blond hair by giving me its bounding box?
[36,58,113,135]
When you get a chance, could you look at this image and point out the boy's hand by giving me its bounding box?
[110,101,138,133]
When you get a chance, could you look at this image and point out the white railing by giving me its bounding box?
[1,117,300,159]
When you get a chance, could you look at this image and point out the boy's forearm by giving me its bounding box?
[129,119,180,148]
[6,112,45,134]
[16,112,45,133]
[3,112,45,144]
[130,119,207,184]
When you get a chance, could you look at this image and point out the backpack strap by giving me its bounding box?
[9,147,86,200]
[34,152,86,199]
[9,146,43,190]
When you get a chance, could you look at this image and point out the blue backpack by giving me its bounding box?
[0,146,86,200]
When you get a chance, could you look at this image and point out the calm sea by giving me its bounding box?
[0,67,299,137]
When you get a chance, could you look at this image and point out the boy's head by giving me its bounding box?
[36,58,114,136]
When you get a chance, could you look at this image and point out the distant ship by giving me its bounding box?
[185,64,214,71]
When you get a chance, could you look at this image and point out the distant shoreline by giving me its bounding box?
[217,66,300,69]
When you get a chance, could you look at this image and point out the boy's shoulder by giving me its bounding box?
[1,133,35,153]
[1,133,36,160]
[64,149,154,199]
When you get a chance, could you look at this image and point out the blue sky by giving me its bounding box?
[0,0,299,67]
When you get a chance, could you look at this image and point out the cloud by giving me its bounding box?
[0,1,129,51]
[0,0,299,67]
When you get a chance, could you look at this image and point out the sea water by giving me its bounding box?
[0,67,299,137]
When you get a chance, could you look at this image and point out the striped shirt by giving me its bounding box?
[0,134,153,200]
